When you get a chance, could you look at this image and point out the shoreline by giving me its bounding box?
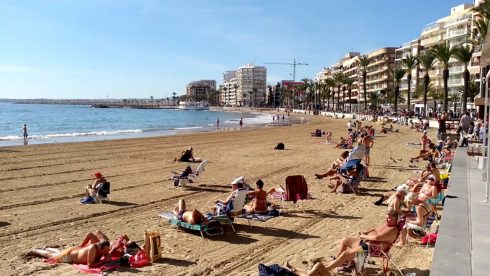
[0,115,433,275]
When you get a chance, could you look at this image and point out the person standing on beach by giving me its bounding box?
[23,124,28,145]
[239,118,243,128]
[216,118,219,129]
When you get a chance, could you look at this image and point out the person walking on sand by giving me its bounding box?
[23,124,28,144]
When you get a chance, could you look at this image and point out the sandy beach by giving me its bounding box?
[0,115,434,276]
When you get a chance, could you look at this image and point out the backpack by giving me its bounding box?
[274,143,285,150]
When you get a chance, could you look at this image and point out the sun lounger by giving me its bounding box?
[159,212,223,238]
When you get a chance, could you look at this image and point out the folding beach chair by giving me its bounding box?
[159,212,224,238]
[215,188,250,229]
[352,221,405,276]
[95,182,110,203]
[173,160,208,187]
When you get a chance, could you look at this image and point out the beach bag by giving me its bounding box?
[274,143,285,150]
[80,196,95,204]
[129,250,150,268]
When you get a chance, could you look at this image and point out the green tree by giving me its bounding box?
[359,55,372,112]
[431,42,456,112]
[324,78,335,110]
[429,87,444,113]
[401,54,418,111]
[473,0,490,20]
[459,77,480,103]
[344,77,355,113]
[453,45,474,113]
[333,73,345,111]
[392,67,406,113]
[418,51,437,117]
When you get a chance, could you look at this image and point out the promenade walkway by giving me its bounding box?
[431,147,490,276]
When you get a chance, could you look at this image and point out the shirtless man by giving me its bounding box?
[173,199,208,225]
[362,133,374,166]
[25,240,110,268]
[86,172,107,197]
[285,210,399,275]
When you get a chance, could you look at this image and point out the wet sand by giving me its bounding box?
[0,115,433,275]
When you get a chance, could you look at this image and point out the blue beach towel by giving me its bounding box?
[80,196,95,204]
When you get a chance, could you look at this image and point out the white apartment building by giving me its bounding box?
[395,3,478,108]
[221,64,267,107]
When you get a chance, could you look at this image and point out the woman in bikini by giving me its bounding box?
[396,192,432,246]
[243,179,268,213]
[315,151,349,179]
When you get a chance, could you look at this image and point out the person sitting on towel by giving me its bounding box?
[173,199,208,225]
[243,179,268,213]
[174,147,202,162]
[85,171,108,197]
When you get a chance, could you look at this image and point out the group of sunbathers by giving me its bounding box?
[171,178,271,226]
[410,131,454,163]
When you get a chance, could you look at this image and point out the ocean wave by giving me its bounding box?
[174,126,204,130]
[0,129,143,141]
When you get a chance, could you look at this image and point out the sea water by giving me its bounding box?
[0,102,271,146]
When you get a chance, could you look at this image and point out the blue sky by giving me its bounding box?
[0,0,470,99]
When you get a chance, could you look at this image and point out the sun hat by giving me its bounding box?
[94,172,102,178]
[427,174,435,180]
[396,184,409,194]
[231,176,245,185]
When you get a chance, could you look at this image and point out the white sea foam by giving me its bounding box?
[0,129,143,141]
[174,126,204,130]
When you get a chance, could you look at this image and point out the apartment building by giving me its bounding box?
[395,3,477,108]
[221,64,267,107]
[186,80,216,102]
[365,47,397,98]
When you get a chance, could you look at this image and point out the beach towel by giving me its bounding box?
[238,213,275,222]
[285,175,308,203]
[80,196,95,204]
[258,263,295,276]
[73,263,121,275]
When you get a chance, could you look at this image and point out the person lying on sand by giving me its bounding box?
[243,179,268,214]
[85,172,108,197]
[174,147,202,162]
[79,231,140,258]
[25,240,110,268]
[315,151,349,179]
[285,210,399,275]
[173,199,208,225]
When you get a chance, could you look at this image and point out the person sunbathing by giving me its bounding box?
[243,179,268,214]
[85,172,108,197]
[315,151,349,179]
[325,131,333,144]
[173,199,208,225]
[335,137,347,148]
[79,231,140,258]
[373,184,409,214]
[25,240,110,268]
[396,192,432,246]
[174,147,202,162]
[411,162,440,190]
[215,179,250,215]
[410,143,438,162]
[285,210,399,275]
[329,164,362,193]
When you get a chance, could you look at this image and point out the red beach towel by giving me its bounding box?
[285,175,308,203]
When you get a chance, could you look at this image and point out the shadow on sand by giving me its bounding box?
[104,201,138,207]
[282,209,362,220]
[155,257,196,267]
[0,221,11,227]
[232,224,320,240]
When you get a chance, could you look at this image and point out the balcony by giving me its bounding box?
[448,29,469,39]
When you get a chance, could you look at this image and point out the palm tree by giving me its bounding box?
[234,83,239,106]
[473,0,490,20]
[359,55,372,112]
[172,92,177,104]
[431,42,455,112]
[392,67,406,113]
[401,54,418,112]
[333,73,345,111]
[453,45,474,113]
[344,77,354,113]
[429,87,444,114]
[459,77,480,103]
[324,78,335,110]
[418,51,437,117]
[472,18,488,50]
